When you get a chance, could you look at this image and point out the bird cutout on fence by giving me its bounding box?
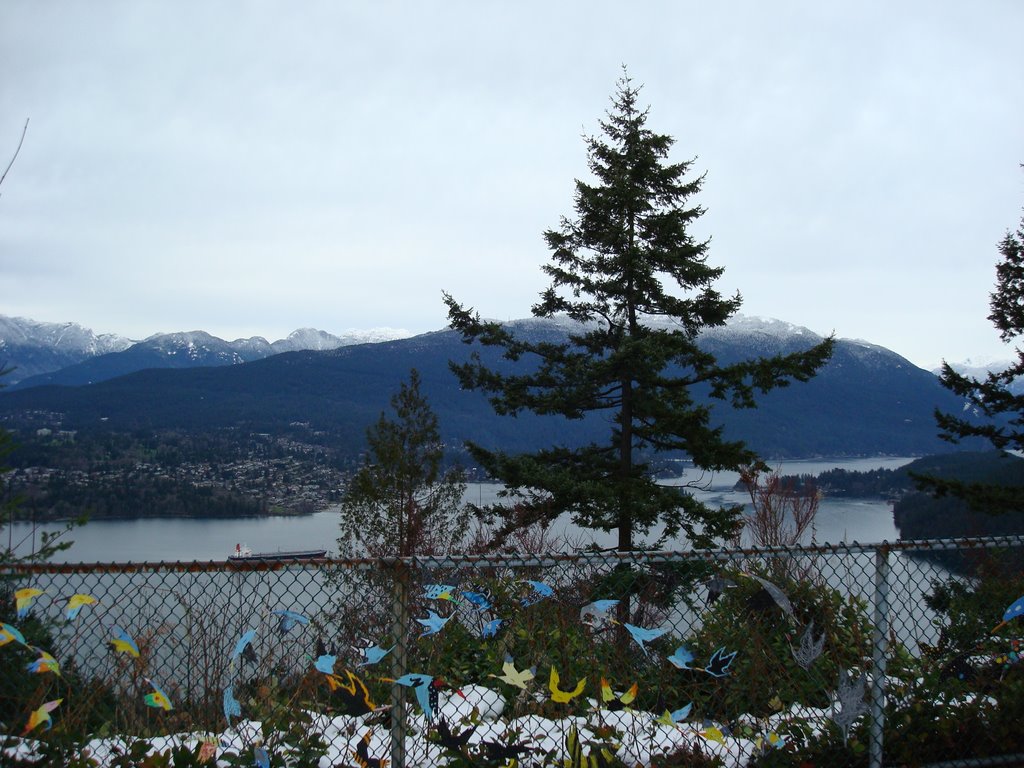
[580,599,619,629]
[600,677,638,711]
[755,731,788,752]
[351,730,389,768]
[704,646,738,678]
[108,627,140,658]
[271,609,309,635]
[0,622,27,647]
[416,609,453,638]
[27,648,61,676]
[831,669,868,744]
[144,678,174,711]
[326,669,376,716]
[481,617,504,639]
[232,629,257,665]
[548,666,587,704]
[705,576,737,605]
[15,587,44,619]
[355,642,395,668]
[700,725,727,745]
[520,579,554,606]
[991,594,1024,633]
[460,589,493,611]
[254,746,270,768]
[667,645,696,671]
[745,574,795,618]
[619,622,668,656]
[314,653,338,675]
[64,593,98,621]
[223,685,242,724]
[654,703,692,727]
[480,737,533,763]
[791,620,826,670]
[434,719,476,753]
[422,584,460,602]
[489,654,536,689]
[23,699,61,734]
[389,673,452,720]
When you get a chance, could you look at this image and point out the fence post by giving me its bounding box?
[389,559,410,768]
[869,543,890,768]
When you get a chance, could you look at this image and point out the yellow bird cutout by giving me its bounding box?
[488,654,536,690]
[24,699,62,734]
[0,622,27,647]
[27,648,61,677]
[15,588,44,619]
[64,594,98,620]
[108,628,141,658]
[143,679,174,711]
[600,677,638,710]
[548,666,586,704]
[701,726,726,745]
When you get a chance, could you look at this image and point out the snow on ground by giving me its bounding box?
[3,697,842,768]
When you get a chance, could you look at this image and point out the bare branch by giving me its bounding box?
[0,118,30,193]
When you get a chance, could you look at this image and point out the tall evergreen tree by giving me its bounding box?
[929,176,1024,512]
[337,369,470,557]
[444,72,833,551]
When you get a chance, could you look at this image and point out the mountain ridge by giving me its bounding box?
[0,315,982,460]
[1,315,411,388]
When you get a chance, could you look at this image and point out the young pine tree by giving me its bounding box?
[444,71,833,552]
[337,369,470,558]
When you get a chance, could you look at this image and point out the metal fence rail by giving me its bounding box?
[2,536,1024,767]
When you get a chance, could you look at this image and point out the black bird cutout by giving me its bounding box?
[704,647,738,678]
[351,730,388,768]
[326,669,376,716]
[434,719,475,753]
[480,738,533,763]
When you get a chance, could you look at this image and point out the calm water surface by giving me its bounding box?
[8,457,915,563]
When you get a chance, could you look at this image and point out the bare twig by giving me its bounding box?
[0,118,30,193]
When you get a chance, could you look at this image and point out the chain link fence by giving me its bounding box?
[2,536,1024,767]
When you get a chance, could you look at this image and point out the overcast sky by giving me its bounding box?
[2,1,1022,369]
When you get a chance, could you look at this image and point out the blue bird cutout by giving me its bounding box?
[0,622,28,647]
[621,622,668,656]
[655,702,693,726]
[232,630,257,661]
[271,609,309,635]
[254,746,270,768]
[993,595,1024,633]
[521,580,554,606]
[704,646,738,678]
[481,618,504,638]
[223,685,241,724]
[356,643,395,668]
[392,673,438,719]
[416,610,453,638]
[314,654,337,674]
[422,584,460,602]
[668,645,696,670]
[461,590,493,611]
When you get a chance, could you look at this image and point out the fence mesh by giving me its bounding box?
[2,537,1024,767]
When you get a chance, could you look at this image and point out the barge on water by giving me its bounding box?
[228,543,328,562]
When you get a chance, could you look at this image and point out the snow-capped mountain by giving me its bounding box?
[0,316,133,385]
[1,315,412,389]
